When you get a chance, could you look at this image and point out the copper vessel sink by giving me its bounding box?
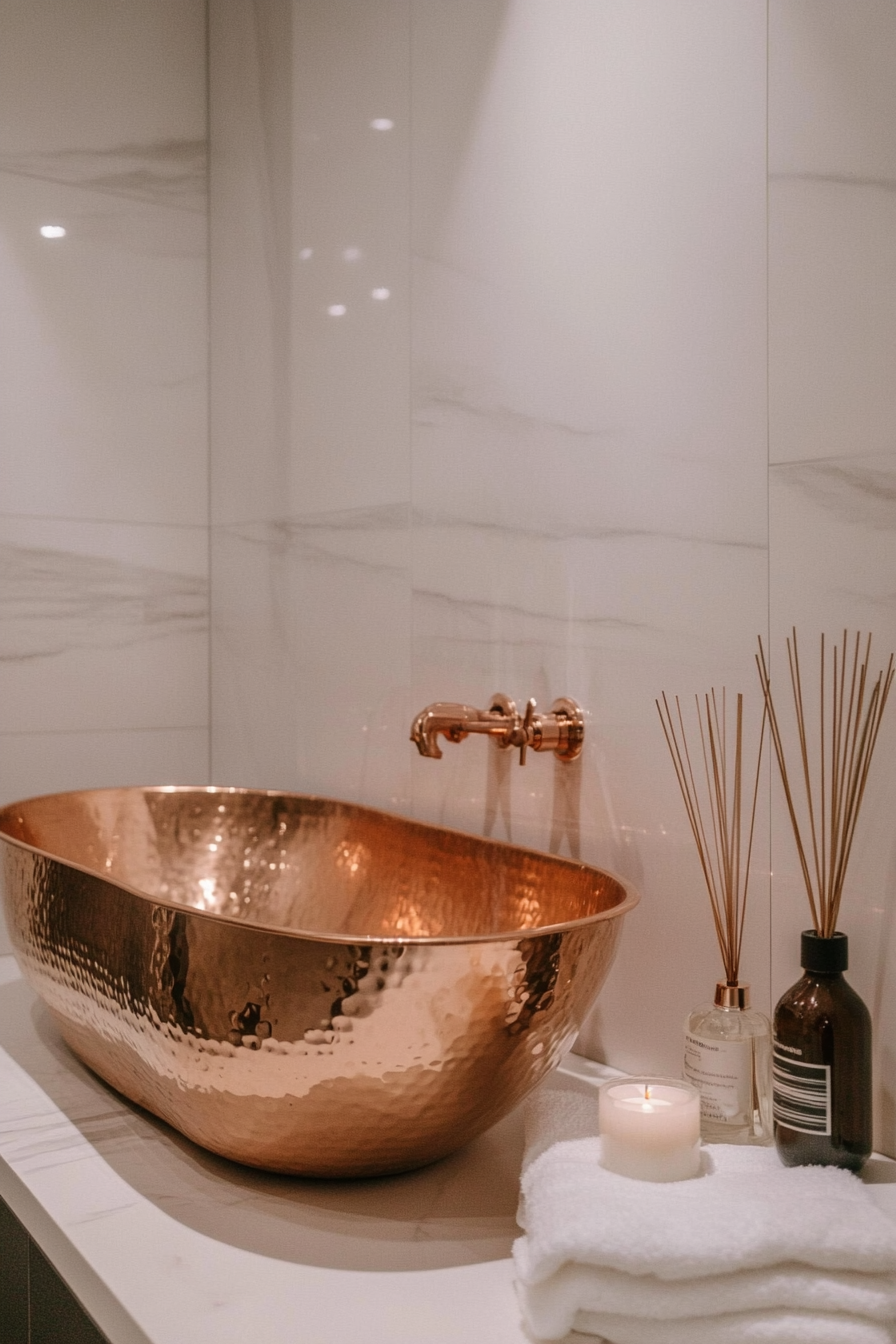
[0,787,638,1178]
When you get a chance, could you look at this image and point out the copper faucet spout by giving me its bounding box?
[410,694,585,763]
[410,702,512,758]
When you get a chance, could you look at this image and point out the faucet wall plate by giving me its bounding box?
[548,697,586,762]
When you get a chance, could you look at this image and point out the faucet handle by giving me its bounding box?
[518,698,536,766]
[490,693,585,763]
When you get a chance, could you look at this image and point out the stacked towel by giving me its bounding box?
[514,1073,896,1344]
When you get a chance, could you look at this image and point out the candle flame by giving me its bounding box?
[644,1085,651,1101]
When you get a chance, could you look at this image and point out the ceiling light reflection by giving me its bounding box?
[40,224,66,239]
[371,288,390,301]
[299,247,313,261]
[327,304,347,317]
[369,118,394,131]
[342,247,361,262]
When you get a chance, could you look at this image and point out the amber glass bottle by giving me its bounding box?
[772,931,872,1171]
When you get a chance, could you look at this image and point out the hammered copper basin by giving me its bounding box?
[0,787,638,1177]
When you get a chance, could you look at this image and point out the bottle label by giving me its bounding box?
[684,1033,753,1125]
[772,1046,831,1135]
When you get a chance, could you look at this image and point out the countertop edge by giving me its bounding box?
[0,1157,153,1344]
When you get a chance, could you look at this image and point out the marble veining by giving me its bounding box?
[0,543,207,663]
[770,171,896,193]
[414,509,766,551]
[773,461,896,531]
[414,587,652,641]
[416,387,617,445]
[220,513,766,657]
[414,393,766,545]
[0,141,207,212]
[222,506,408,570]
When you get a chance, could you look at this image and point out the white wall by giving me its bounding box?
[0,0,210,950]
[210,0,896,1150]
[211,0,771,1065]
[1,0,895,1154]
[767,0,896,1150]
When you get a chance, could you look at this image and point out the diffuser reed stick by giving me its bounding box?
[756,631,894,938]
[657,690,766,984]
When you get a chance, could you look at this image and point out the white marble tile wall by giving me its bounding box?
[8,0,891,1154]
[768,0,896,1152]
[210,0,771,1082]
[0,0,210,951]
[408,0,770,1074]
[210,0,413,812]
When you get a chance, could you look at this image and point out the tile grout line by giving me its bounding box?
[205,0,213,790]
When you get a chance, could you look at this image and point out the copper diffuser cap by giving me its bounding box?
[715,982,750,1009]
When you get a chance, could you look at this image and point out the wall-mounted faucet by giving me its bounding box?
[410,693,584,765]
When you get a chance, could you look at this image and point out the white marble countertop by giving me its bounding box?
[5,950,896,1344]
[0,953,613,1344]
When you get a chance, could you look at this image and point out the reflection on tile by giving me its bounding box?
[0,171,207,526]
[410,534,771,1075]
[207,0,773,1083]
[0,519,208,735]
[210,0,410,526]
[208,0,294,528]
[408,0,769,1077]
[211,511,411,809]
[289,0,410,516]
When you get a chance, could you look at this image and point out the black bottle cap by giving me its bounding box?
[801,929,848,973]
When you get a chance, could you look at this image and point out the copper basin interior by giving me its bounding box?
[0,786,639,1177]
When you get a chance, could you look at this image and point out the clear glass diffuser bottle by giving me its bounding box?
[684,982,772,1145]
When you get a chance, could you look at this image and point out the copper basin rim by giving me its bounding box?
[0,786,639,1178]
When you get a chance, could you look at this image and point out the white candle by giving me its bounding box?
[599,1077,701,1182]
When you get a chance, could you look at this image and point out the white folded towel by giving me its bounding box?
[513,1072,896,1343]
[564,1306,895,1343]
[524,1261,896,1325]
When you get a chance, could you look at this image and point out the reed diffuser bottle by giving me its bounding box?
[757,631,894,1171]
[772,931,870,1170]
[684,983,772,1145]
[658,689,772,1145]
